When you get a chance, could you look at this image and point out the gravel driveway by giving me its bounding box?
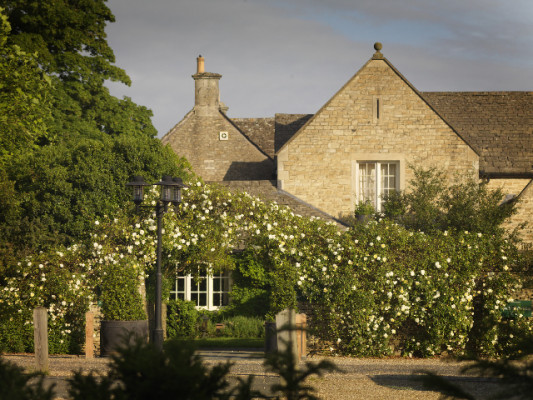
[2,350,502,399]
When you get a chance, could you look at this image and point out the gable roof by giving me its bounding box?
[422,92,533,177]
[274,51,479,157]
[231,117,275,158]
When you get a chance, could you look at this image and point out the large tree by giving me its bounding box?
[0,7,52,160]
[0,1,189,268]
[3,0,157,139]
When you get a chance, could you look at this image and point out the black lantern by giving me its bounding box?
[155,175,174,203]
[154,175,187,208]
[171,177,185,204]
[126,176,150,205]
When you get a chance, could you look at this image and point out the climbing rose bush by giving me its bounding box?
[300,220,526,357]
[0,246,93,353]
[0,179,529,357]
[235,213,529,357]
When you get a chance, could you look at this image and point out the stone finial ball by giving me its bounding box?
[374,42,383,51]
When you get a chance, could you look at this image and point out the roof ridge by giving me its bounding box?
[423,91,533,95]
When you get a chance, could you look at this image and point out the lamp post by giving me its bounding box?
[126,175,187,351]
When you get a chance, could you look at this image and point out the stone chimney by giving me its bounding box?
[192,55,223,116]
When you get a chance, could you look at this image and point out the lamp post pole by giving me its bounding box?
[153,201,164,350]
[127,175,187,352]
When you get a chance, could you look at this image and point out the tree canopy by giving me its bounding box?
[0,8,53,160]
[0,2,189,268]
[3,0,156,139]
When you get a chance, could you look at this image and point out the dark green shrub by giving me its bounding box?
[167,299,199,338]
[99,258,146,321]
[68,339,239,400]
[0,358,54,400]
[381,166,518,237]
[0,315,33,353]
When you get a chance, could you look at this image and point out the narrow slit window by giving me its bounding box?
[376,98,380,119]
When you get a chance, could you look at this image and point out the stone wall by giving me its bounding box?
[162,111,274,181]
[487,178,533,247]
[277,58,479,218]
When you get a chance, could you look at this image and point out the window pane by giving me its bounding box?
[358,161,399,212]
[221,293,229,306]
[380,163,396,196]
[173,271,231,310]
[358,163,376,208]
[170,271,187,301]
[198,278,207,291]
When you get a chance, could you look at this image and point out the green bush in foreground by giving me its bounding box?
[67,339,335,400]
[0,358,54,400]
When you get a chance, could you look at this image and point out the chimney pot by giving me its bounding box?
[197,55,205,74]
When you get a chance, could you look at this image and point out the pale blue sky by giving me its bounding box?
[105,0,533,137]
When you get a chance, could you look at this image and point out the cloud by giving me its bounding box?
[105,0,533,137]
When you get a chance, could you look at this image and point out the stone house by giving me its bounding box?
[162,44,533,259]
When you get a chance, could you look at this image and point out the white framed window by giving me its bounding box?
[356,161,399,211]
[170,269,231,310]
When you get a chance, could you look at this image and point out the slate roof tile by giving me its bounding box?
[422,92,533,176]
[232,118,275,158]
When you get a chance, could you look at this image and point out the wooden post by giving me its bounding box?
[275,308,298,361]
[85,311,94,359]
[295,313,307,360]
[33,307,49,373]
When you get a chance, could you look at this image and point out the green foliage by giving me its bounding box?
[0,246,92,354]
[227,255,270,317]
[99,257,146,321]
[219,315,265,339]
[167,299,199,338]
[0,358,54,400]
[301,219,528,357]
[0,0,188,268]
[1,166,527,358]
[166,301,265,339]
[3,0,150,140]
[0,134,190,266]
[0,7,53,160]
[354,200,375,216]
[0,313,33,354]
[68,339,235,400]
[382,166,518,237]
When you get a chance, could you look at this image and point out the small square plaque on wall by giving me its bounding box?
[219,131,229,140]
